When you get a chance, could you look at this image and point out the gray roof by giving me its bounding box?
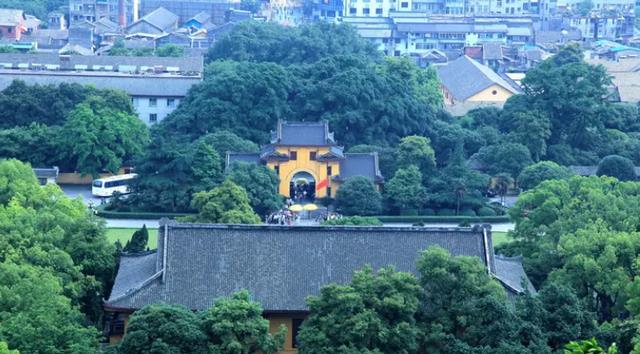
[0,9,24,26]
[133,7,179,32]
[106,222,530,311]
[437,55,518,101]
[0,73,200,97]
[226,152,261,166]
[189,11,211,25]
[337,153,383,182]
[0,53,203,74]
[32,167,59,179]
[482,42,504,61]
[569,165,598,176]
[271,121,336,146]
[494,255,536,294]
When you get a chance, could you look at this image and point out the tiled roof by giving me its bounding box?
[0,73,200,97]
[482,42,504,61]
[569,165,598,176]
[189,11,211,25]
[32,167,59,179]
[133,7,178,32]
[271,120,336,146]
[336,153,382,182]
[0,9,23,27]
[106,222,524,311]
[494,255,536,294]
[437,55,518,101]
[226,152,261,166]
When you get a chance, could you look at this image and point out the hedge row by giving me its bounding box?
[375,215,511,224]
[96,209,194,220]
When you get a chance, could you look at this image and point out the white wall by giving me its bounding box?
[132,96,181,125]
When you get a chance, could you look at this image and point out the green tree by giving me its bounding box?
[207,21,380,65]
[517,161,574,190]
[60,94,149,176]
[395,135,436,177]
[384,165,427,215]
[596,155,637,181]
[118,304,208,354]
[0,123,61,167]
[321,216,382,226]
[159,61,294,143]
[202,290,285,354]
[155,44,184,57]
[298,266,421,354]
[185,180,261,224]
[197,130,260,157]
[226,162,281,216]
[494,172,514,206]
[417,247,530,353]
[520,45,612,150]
[123,224,149,253]
[334,176,382,216]
[0,160,115,324]
[0,342,18,354]
[564,339,617,354]
[0,262,99,354]
[507,110,551,161]
[379,57,443,109]
[190,140,224,193]
[476,143,533,179]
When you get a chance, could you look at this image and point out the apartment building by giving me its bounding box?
[0,53,203,125]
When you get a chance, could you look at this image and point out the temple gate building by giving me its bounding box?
[226,120,383,201]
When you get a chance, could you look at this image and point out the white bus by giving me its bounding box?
[92,174,137,197]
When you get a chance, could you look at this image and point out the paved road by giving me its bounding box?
[58,185,516,231]
[100,218,514,231]
[60,184,104,206]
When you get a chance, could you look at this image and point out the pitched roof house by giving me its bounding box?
[437,55,519,116]
[0,9,25,40]
[105,221,535,350]
[227,121,383,200]
[126,7,179,35]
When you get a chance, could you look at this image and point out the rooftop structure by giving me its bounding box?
[126,7,179,34]
[0,53,203,125]
[227,121,383,200]
[105,221,534,349]
[437,55,518,115]
[140,0,240,26]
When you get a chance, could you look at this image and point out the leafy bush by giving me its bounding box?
[437,208,455,216]
[459,209,477,217]
[476,207,497,217]
[322,216,382,226]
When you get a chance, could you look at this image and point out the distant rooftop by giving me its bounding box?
[0,53,203,76]
[0,9,24,27]
[437,55,518,101]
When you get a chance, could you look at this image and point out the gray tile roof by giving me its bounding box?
[494,255,536,294]
[136,7,179,32]
[482,42,504,61]
[106,222,524,311]
[437,55,518,101]
[0,53,203,73]
[189,11,211,25]
[32,167,59,179]
[226,152,261,166]
[336,153,383,182]
[569,165,598,176]
[0,9,23,26]
[271,121,336,146]
[0,73,200,97]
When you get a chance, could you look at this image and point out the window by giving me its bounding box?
[7,27,12,33]
[292,319,304,348]
[149,113,158,123]
[290,151,297,160]
[274,165,280,176]
[349,7,357,13]
[167,98,175,107]
[310,151,317,160]
[327,186,332,197]
[148,98,157,107]
[363,7,370,14]
[401,1,408,7]
[327,165,332,176]
[491,90,498,95]
[375,8,383,14]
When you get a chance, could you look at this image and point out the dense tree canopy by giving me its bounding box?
[185,180,261,224]
[226,162,282,216]
[596,155,637,181]
[517,161,574,190]
[335,176,383,216]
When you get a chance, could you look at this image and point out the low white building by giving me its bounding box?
[0,53,203,125]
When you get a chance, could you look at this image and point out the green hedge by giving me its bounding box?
[96,209,194,220]
[376,215,511,223]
